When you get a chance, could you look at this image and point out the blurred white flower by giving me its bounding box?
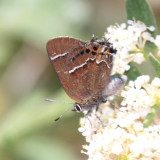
[133,52,145,64]
[154,35,160,57]
[79,20,160,160]
[79,76,160,160]
[105,20,155,75]
[154,35,160,49]
[152,77,160,87]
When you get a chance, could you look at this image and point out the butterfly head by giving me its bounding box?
[73,103,98,115]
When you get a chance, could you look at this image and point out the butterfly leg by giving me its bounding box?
[94,104,105,128]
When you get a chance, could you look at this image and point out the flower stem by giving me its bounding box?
[143,105,159,128]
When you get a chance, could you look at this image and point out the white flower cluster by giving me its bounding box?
[79,76,160,160]
[105,20,155,74]
[79,20,160,160]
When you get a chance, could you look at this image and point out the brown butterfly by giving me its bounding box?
[47,37,125,116]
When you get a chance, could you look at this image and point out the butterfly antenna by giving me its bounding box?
[45,98,74,122]
[54,108,72,122]
[45,98,74,104]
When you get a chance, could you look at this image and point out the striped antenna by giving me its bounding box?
[45,98,74,122]
[45,98,74,104]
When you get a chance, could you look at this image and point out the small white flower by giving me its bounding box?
[154,35,160,49]
[142,32,152,41]
[133,122,143,131]
[133,52,145,64]
[147,26,155,32]
[78,127,85,132]
[79,19,160,159]
[152,77,160,87]
[154,35,160,57]
[105,21,156,74]
[134,75,150,89]
[79,75,160,160]
[111,142,123,155]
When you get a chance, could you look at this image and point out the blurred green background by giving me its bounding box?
[0,0,159,160]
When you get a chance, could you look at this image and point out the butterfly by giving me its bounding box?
[47,37,125,115]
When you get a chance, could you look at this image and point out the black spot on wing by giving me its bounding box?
[72,57,75,62]
[80,50,84,55]
[85,49,90,53]
[109,48,117,54]
[91,51,97,55]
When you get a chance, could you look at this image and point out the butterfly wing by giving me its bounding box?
[47,37,85,103]
[47,37,113,104]
[102,77,126,98]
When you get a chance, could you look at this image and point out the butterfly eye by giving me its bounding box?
[75,103,82,112]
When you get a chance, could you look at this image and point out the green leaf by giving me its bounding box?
[144,41,158,55]
[143,105,159,128]
[148,53,160,77]
[126,0,156,36]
